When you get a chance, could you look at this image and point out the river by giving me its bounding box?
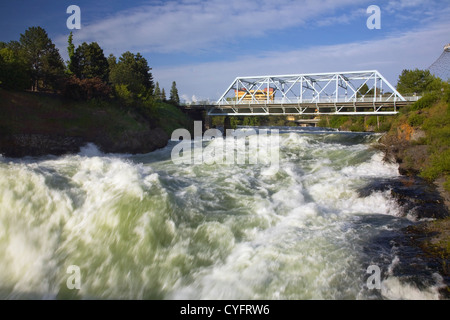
[0,126,446,299]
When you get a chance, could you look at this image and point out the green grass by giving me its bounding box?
[0,89,155,141]
[153,101,194,136]
[419,100,450,188]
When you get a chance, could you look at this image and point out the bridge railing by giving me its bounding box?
[216,95,422,106]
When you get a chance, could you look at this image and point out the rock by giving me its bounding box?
[411,129,426,142]
[94,127,169,154]
[0,134,84,157]
[0,128,169,158]
[359,176,449,220]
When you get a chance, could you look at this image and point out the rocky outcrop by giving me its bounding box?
[0,134,84,157]
[0,128,169,158]
[377,123,430,176]
[93,127,169,154]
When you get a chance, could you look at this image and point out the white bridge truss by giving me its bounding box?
[208,70,419,116]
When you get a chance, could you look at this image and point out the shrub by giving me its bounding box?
[61,76,112,101]
[114,84,134,105]
[420,149,450,181]
[411,92,440,110]
[408,113,425,127]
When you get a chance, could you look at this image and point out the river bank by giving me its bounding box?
[373,128,450,298]
[0,89,195,157]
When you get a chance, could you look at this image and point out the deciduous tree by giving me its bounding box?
[397,69,440,95]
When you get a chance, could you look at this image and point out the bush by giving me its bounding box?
[61,76,112,101]
[412,92,440,110]
[420,149,450,181]
[376,119,393,133]
[114,84,134,105]
[327,116,349,128]
[408,113,425,127]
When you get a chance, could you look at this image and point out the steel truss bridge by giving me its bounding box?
[198,70,419,116]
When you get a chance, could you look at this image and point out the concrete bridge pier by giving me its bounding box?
[203,110,212,132]
[223,116,232,136]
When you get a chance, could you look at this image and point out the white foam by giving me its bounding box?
[78,143,104,157]
[381,274,445,300]
[341,152,399,178]
[0,129,440,300]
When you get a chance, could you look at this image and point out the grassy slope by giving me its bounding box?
[153,100,194,136]
[0,89,193,141]
[0,89,146,140]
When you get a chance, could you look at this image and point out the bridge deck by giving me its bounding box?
[187,99,416,116]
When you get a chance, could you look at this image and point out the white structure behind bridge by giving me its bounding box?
[208,70,419,116]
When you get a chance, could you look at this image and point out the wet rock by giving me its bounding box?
[0,128,169,158]
[0,133,84,157]
[93,127,169,154]
[359,176,449,220]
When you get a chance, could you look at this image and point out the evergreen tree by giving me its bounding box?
[71,42,109,82]
[169,81,180,105]
[161,88,166,101]
[107,54,117,72]
[109,51,154,97]
[154,82,161,100]
[19,26,64,91]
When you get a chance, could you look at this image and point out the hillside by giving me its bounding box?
[0,89,193,157]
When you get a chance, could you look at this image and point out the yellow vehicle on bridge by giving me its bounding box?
[235,87,275,102]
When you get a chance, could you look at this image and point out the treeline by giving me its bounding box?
[0,27,180,111]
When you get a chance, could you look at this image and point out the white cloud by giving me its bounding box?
[60,0,362,55]
[154,19,450,101]
[385,0,434,13]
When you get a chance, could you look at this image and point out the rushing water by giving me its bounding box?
[0,127,446,300]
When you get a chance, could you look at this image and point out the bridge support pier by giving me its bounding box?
[203,111,212,132]
[224,116,232,136]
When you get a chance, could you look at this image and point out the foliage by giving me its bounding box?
[66,32,75,75]
[0,46,30,90]
[169,81,180,105]
[154,82,161,100]
[109,51,153,98]
[61,76,112,101]
[407,113,425,127]
[19,26,65,91]
[71,42,109,82]
[0,88,149,143]
[114,84,134,105]
[396,68,440,95]
[318,116,349,129]
[241,117,260,126]
[411,91,441,110]
[153,100,194,135]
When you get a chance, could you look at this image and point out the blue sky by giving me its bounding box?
[1,0,449,102]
